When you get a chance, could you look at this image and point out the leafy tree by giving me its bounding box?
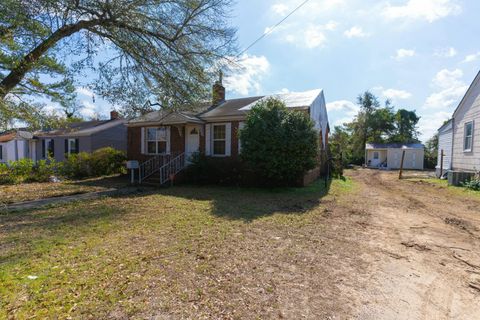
[424,134,438,169]
[240,98,319,186]
[390,109,420,143]
[0,0,236,127]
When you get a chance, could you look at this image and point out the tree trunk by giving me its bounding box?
[0,20,100,98]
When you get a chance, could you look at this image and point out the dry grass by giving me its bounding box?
[0,178,356,319]
[0,175,129,205]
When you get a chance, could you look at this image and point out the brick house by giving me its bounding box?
[127,80,330,184]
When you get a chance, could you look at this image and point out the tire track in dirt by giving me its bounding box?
[344,169,480,319]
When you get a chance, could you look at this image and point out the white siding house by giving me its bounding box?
[436,119,453,177]
[0,131,36,163]
[450,71,480,173]
[366,143,425,170]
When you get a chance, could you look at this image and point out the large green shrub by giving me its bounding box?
[89,147,127,176]
[462,179,480,191]
[240,98,319,186]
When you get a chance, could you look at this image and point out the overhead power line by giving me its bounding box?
[237,0,312,58]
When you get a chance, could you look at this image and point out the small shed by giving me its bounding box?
[365,143,425,170]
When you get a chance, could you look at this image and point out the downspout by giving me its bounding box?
[450,117,455,171]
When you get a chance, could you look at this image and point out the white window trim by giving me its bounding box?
[373,151,379,160]
[67,138,77,155]
[145,126,170,155]
[210,123,231,157]
[464,121,474,152]
[44,138,54,158]
[212,124,227,157]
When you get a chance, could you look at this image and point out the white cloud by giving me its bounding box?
[434,47,457,58]
[324,21,339,31]
[392,49,416,60]
[344,26,368,38]
[462,52,480,63]
[327,100,359,126]
[79,100,98,119]
[224,54,270,96]
[382,88,412,100]
[382,0,461,23]
[423,68,468,110]
[304,25,327,48]
[418,111,452,140]
[76,87,95,98]
[271,3,289,15]
[276,88,291,94]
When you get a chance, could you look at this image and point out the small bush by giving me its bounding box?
[89,147,127,176]
[462,179,480,191]
[184,153,245,186]
[61,152,92,179]
[28,159,57,183]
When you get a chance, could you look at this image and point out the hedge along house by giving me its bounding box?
[34,111,127,162]
[127,79,330,184]
[365,143,425,170]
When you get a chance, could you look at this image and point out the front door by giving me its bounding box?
[186,125,200,160]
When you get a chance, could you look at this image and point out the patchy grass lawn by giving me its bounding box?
[0,178,355,319]
[0,175,129,205]
[405,177,480,200]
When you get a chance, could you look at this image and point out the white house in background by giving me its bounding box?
[436,119,453,177]
[0,130,37,163]
[365,143,425,170]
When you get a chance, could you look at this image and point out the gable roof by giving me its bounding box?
[35,119,125,138]
[129,89,325,125]
[452,70,480,118]
[438,119,453,133]
[366,143,424,149]
[0,130,34,143]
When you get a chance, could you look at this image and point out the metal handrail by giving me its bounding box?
[159,153,185,185]
[139,154,173,183]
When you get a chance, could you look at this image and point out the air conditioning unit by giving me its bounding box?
[447,171,475,186]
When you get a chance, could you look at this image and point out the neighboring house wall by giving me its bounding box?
[452,75,480,172]
[90,123,127,152]
[0,141,15,162]
[437,122,453,176]
[0,140,30,162]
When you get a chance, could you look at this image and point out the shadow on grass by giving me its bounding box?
[160,178,332,222]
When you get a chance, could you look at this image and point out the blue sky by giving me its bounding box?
[71,0,480,141]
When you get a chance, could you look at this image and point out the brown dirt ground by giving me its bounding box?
[341,169,480,319]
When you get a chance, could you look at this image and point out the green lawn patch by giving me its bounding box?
[0,177,353,318]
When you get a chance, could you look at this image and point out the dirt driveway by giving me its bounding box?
[342,169,480,319]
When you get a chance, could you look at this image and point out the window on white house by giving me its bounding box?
[464,121,474,152]
[213,125,226,155]
[146,127,168,154]
[373,151,379,160]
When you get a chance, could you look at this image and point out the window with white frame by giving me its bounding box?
[464,121,474,152]
[373,151,379,160]
[213,124,226,155]
[43,139,54,158]
[67,138,78,155]
[146,127,168,154]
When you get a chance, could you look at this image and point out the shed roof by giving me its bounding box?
[366,143,424,149]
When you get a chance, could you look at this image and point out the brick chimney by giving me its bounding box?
[110,110,120,120]
[212,71,225,105]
